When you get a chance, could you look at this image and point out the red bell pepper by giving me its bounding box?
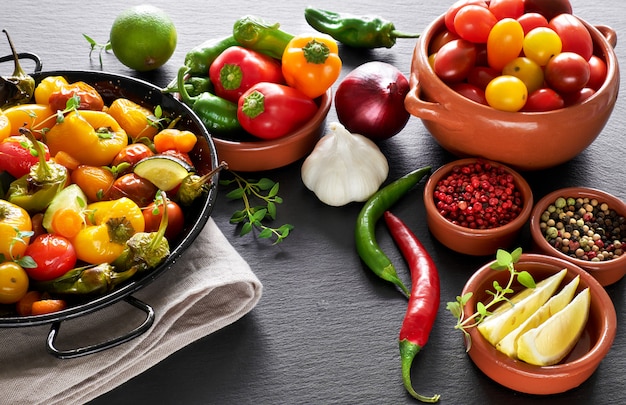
[209,46,285,103]
[237,82,318,140]
[0,134,51,178]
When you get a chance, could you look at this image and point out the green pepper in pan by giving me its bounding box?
[304,7,420,49]
[0,30,35,108]
[33,263,138,295]
[232,15,294,59]
[6,127,68,213]
[176,66,242,135]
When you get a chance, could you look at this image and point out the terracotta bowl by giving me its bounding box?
[530,187,626,286]
[405,14,619,171]
[462,253,617,395]
[212,90,331,172]
[423,158,533,256]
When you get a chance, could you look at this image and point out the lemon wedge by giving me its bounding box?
[477,269,567,346]
[516,287,591,366]
[496,275,580,358]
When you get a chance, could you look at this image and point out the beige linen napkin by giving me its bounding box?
[0,218,262,405]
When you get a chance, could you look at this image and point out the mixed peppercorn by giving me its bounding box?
[433,160,524,229]
[539,196,626,262]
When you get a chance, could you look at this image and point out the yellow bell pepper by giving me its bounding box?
[34,75,69,105]
[3,103,55,136]
[281,33,342,99]
[107,98,159,141]
[72,197,145,264]
[46,110,128,166]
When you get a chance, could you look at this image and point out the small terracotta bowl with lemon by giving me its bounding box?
[461,253,616,395]
[405,14,619,171]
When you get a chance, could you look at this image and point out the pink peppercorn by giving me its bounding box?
[433,160,524,229]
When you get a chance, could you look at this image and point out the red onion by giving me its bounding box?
[334,61,410,141]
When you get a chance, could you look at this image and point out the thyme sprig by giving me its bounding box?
[220,171,293,244]
[446,247,536,350]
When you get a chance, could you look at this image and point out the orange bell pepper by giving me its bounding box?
[107,98,159,141]
[34,75,69,105]
[153,128,198,153]
[281,33,342,99]
[46,110,128,166]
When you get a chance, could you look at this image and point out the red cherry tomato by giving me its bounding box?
[488,0,524,20]
[587,55,608,90]
[467,66,500,89]
[486,18,524,71]
[143,199,185,241]
[517,12,549,35]
[524,0,573,21]
[108,173,159,207]
[445,0,488,35]
[548,14,593,61]
[450,82,488,105]
[454,5,498,43]
[544,52,591,94]
[23,234,77,281]
[111,143,155,170]
[434,39,477,83]
[563,88,596,106]
[429,30,460,54]
[522,88,565,112]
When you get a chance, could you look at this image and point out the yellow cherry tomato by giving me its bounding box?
[0,262,29,304]
[0,199,33,260]
[485,75,528,112]
[0,110,11,141]
[502,57,545,94]
[523,27,562,66]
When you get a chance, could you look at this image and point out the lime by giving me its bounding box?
[496,275,580,358]
[477,269,567,346]
[516,287,590,366]
[109,5,177,71]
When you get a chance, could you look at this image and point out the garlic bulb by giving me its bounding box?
[301,122,389,206]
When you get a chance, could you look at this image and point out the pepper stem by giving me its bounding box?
[391,30,420,39]
[399,339,441,403]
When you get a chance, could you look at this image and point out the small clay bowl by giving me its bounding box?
[213,90,331,172]
[530,187,626,286]
[405,14,619,171]
[462,253,617,395]
[423,158,533,256]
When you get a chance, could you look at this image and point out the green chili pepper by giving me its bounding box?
[355,166,431,296]
[184,35,240,76]
[33,263,137,295]
[232,15,294,59]
[0,30,36,108]
[304,7,420,49]
[7,128,68,213]
[163,75,213,97]
[176,66,242,135]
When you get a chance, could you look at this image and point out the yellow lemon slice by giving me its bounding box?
[477,269,567,346]
[496,275,580,358]
[516,287,591,366]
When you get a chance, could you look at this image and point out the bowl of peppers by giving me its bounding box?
[0,67,221,357]
[170,16,336,172]
[404,1,619,171]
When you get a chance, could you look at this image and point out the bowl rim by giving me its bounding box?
[212,89,332,149]
[462,253,617,394]
[413,13,620,115]
[529,186,626,269]
[424,158,534,236]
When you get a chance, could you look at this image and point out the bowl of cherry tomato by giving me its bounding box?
[0,69,220,356]
[405,0,619,171]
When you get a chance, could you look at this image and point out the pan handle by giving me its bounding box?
[0,52,43,72]
[45,295,155,359]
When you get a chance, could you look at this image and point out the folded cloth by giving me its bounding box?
[0,218,262,405]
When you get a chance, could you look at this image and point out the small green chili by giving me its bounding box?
[355,166,431,296]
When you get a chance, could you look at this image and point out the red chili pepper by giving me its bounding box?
[237,82,318,140]
[209,46,285,103]
[383,210,441,403]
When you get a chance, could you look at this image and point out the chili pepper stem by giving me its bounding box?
[391,30,420,39]
[400,340,441,403]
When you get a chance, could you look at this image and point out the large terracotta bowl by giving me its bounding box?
[423,158,533,256]
[405,14,619,171]
[462,253,616,395]
[212,90,331,172]
[530,187,626,286]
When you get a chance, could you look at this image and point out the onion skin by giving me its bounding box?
[335,61,410,141]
